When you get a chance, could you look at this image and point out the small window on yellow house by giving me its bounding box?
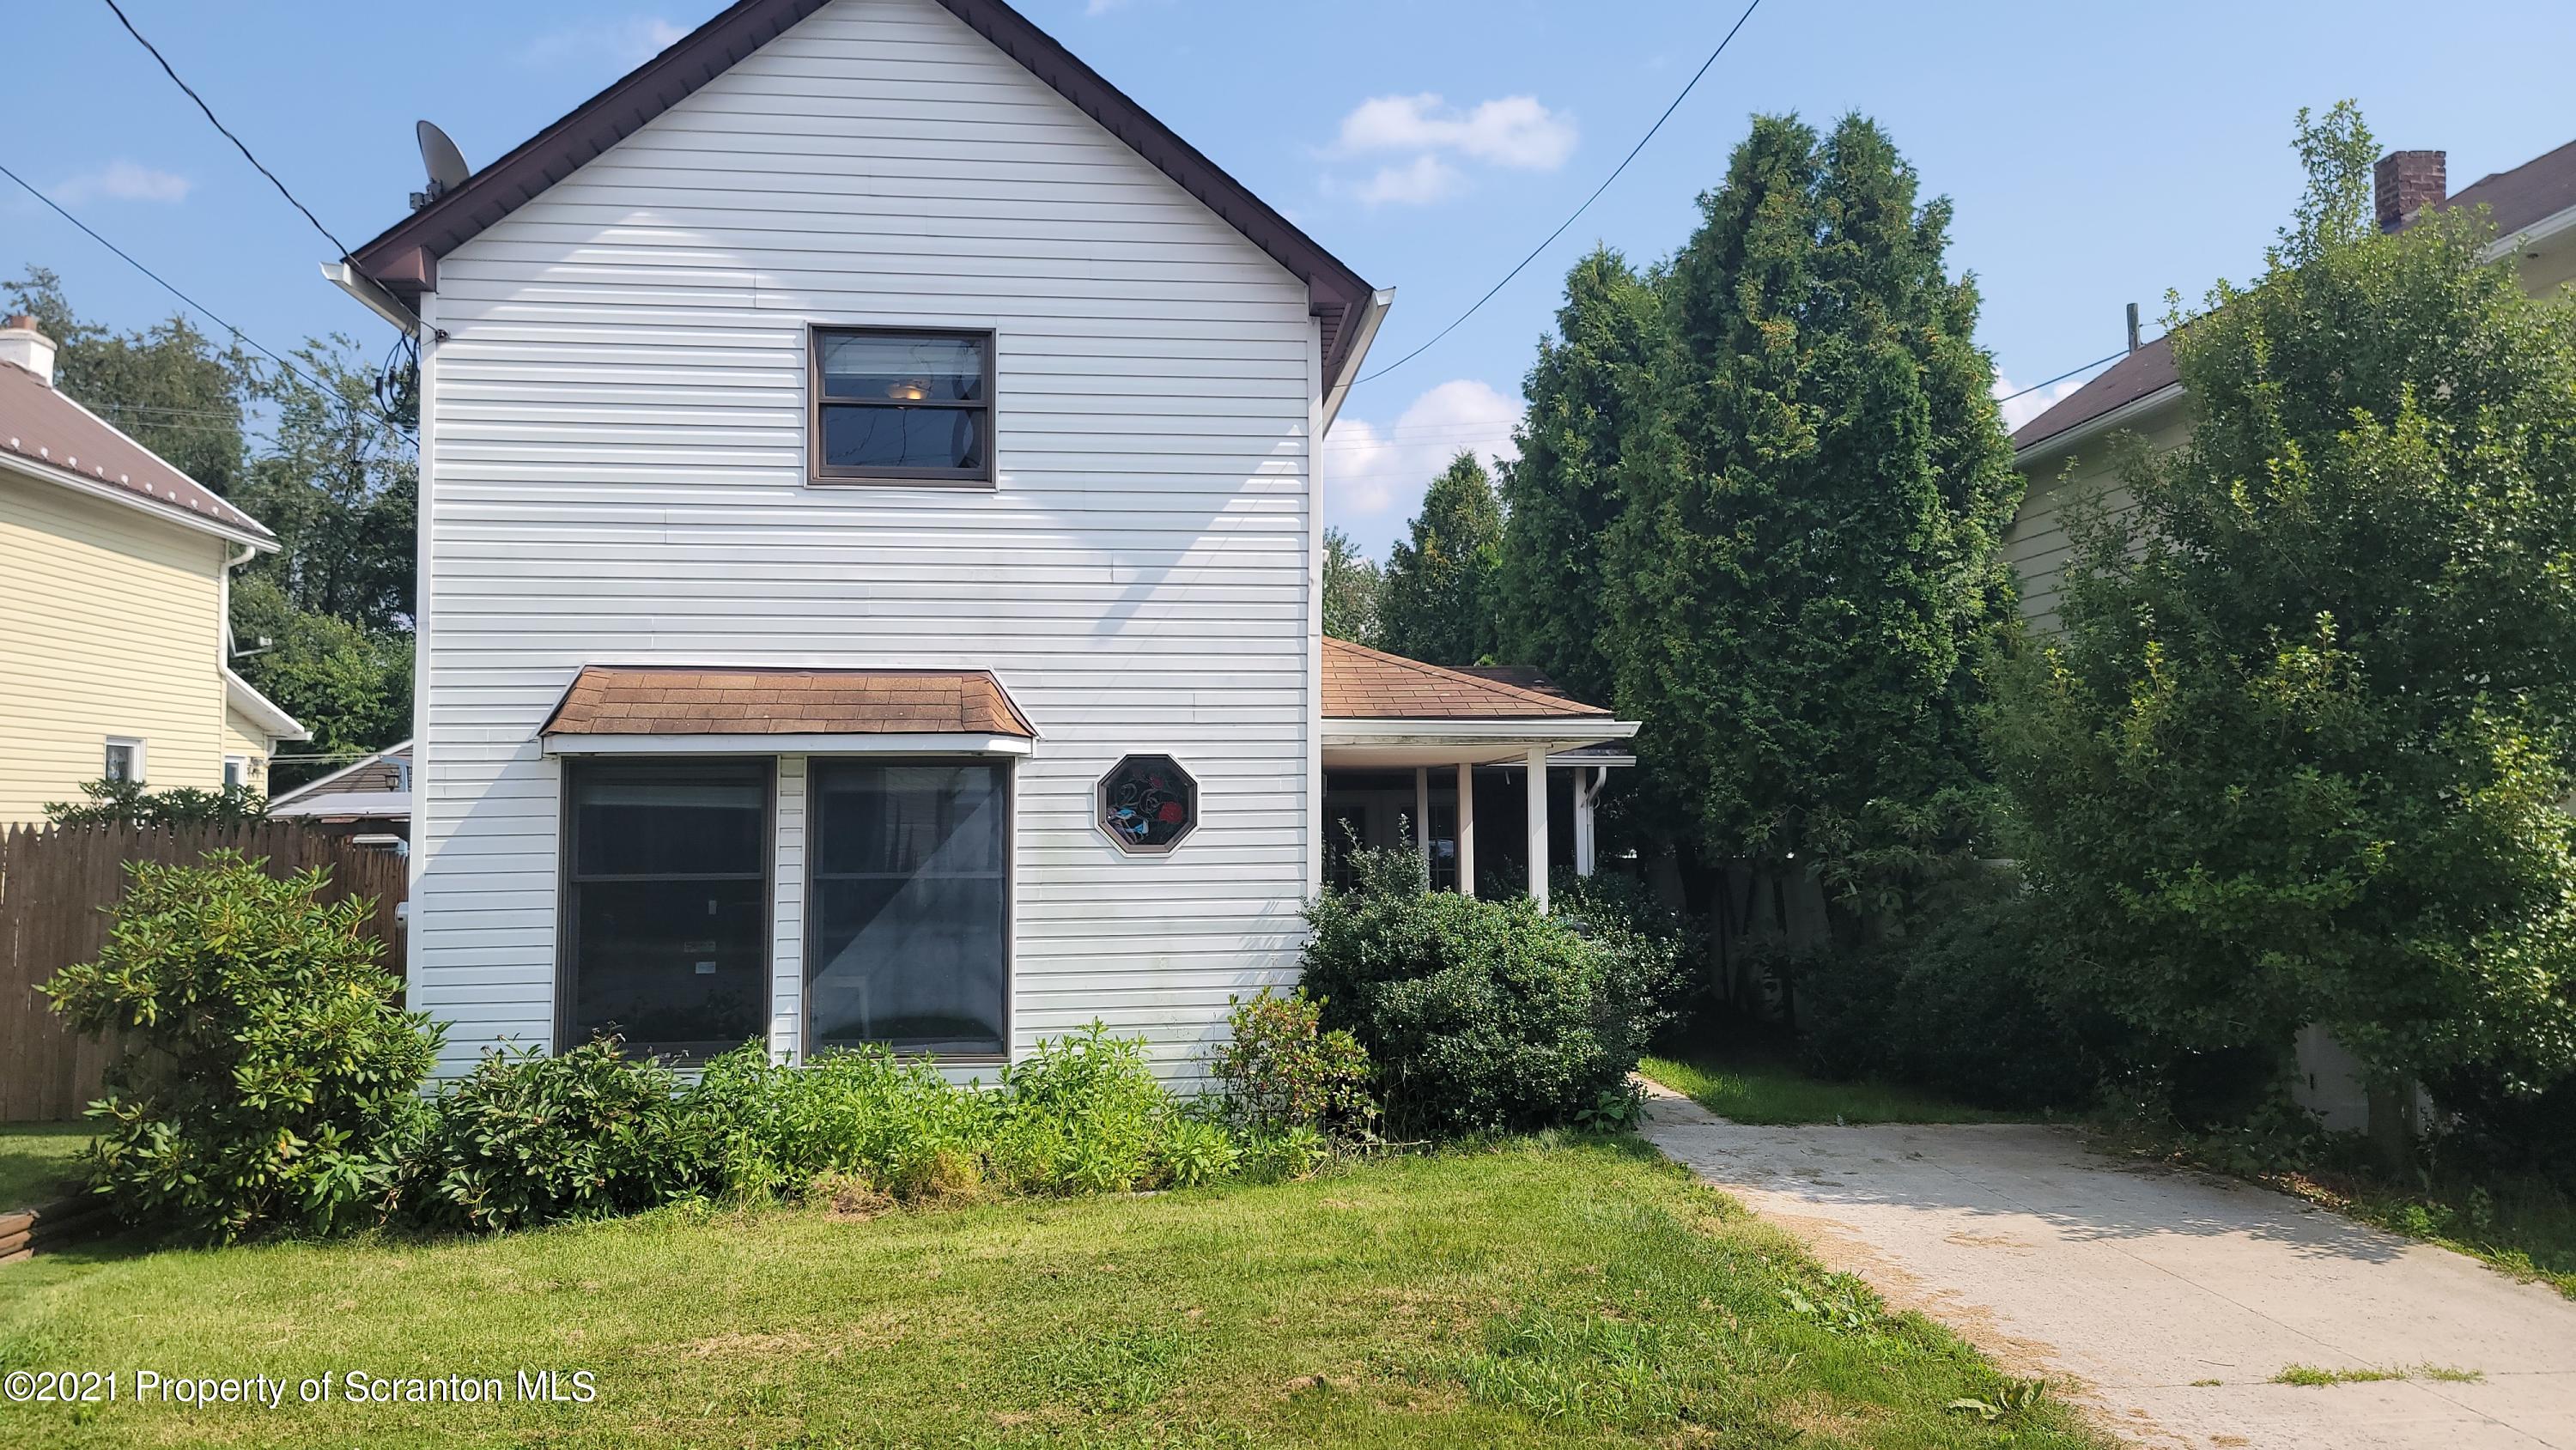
[104,737,144,784]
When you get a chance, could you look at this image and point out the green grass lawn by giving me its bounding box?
[0,1139,2104,1448]
[0,1126,92,1212]
[1639,1052,2013,1126]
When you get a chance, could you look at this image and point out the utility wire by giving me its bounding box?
[0,159,418,445]
[1354,0,1765,387]
[97,0,424,334]
[98,0,355,261]
[1997,349,2126,403]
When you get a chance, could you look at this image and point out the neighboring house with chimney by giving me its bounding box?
[2005,139,2576,630]
[321,0,1635,1080]
[0,315,305,824]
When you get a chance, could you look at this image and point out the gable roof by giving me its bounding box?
[347,0,1382,397]
[1322,638,1610,721]
[0,357,274,545]
[269,740,411,808]
[2012,136,2576,458]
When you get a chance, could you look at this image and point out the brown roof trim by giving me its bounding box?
[538,665,1036,738]
[2008,333,2182,454]
[1321,637,1612,721]
[348,0,1378,393]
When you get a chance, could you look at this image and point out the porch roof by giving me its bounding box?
[539,665,1035,754]
[1321,638,1637,767]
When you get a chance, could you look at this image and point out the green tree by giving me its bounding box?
[1602,113,2020,901]
[1499,246,1668,705]
[5,266,248,495]
[1986,103,2576,1098]
[1321,526,1383,645]
[231,575,412,784]
[233,337,417,630]
[1378,451,1505,665]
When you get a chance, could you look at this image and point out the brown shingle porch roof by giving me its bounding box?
[541,666,1034,737]
[1323,638,1609,721]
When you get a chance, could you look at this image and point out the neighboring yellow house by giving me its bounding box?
[0,314,303,824]
[2007,138,2576,632]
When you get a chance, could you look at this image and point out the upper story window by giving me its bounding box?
[810,327,993,487]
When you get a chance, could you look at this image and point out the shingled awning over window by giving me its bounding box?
[539,666,1034,754]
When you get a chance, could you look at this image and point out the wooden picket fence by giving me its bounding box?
[0,822,407,1123]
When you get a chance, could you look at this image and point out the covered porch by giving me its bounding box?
[1319,640,1639,910]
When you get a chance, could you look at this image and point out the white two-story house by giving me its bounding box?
[329,0,1636,1077]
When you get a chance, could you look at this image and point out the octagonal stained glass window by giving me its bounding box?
[1097,755,1196,853]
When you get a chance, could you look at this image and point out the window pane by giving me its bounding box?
[808,761,1008,1056]
[821,403,983,474]
[572,768,764,878]
[104,744,135,782]
[570,877,769,1059]
[819,332,984,403]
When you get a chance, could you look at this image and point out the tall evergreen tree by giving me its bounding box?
[1602,113,2020,900]
[1498,246,1667,705]
[1321,526,1384,645]
[1378,451,1505,665]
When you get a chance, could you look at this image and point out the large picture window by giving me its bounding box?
[806,760,1009,1059]
[809,327,993,485]
[562,759,771,1061]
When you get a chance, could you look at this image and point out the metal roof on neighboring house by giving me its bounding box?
[268,741,413,809]
[2011,137,2576,458]
[1322,639,1610,721]
[0,355,274,543]
[345,0,1382,400]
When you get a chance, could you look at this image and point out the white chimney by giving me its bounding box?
[0,314,56,386]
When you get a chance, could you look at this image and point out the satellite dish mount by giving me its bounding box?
[412,120,471,211]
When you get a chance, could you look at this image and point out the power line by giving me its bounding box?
[1353,0,1765,388]
[98,0,355,261]
[0,159,418,445]
[1997,349,2125,404]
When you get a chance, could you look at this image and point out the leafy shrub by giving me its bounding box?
[44,778,266,827]
[401,1038,712,1232]
[694,1042,999,1203]
[43,852,439,1243]
[1206,989,1376,1141]
[1789,882,2116,1112]
[695,1024,1242,1206]
[1302,846,1668,1136]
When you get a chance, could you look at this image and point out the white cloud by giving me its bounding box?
[1322,379,1523,553]
[1323,92,1576,207]
[1337,94,1577,171]
[1354,155,1464,207]
[54,161,191,205]
[1993,373,2087,433]
[518,16,687,69]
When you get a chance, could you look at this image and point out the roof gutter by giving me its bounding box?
[224,668,309,742]
[1318,288,1395,436]
[0,451,276,550]
[2011,383,2185,470]
[321,262,419,336]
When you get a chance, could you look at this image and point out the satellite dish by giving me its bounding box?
[416,120,471,200]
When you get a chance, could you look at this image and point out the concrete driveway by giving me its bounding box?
[1640,1088,2576,1448]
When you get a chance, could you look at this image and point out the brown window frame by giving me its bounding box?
[806,325,998,488]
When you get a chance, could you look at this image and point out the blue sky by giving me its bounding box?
[13,0,2576,555]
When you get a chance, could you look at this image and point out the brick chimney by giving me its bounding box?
[2374,149,2445,232]
[0,314,54,385]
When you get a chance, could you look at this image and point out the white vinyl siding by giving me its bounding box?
[408,0,1315,1078]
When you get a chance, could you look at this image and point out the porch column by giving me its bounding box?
[1413,766,1431,871]
[1525,746,1550,913]
[1455,760,1475,897]
[1573,767,1598,878]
